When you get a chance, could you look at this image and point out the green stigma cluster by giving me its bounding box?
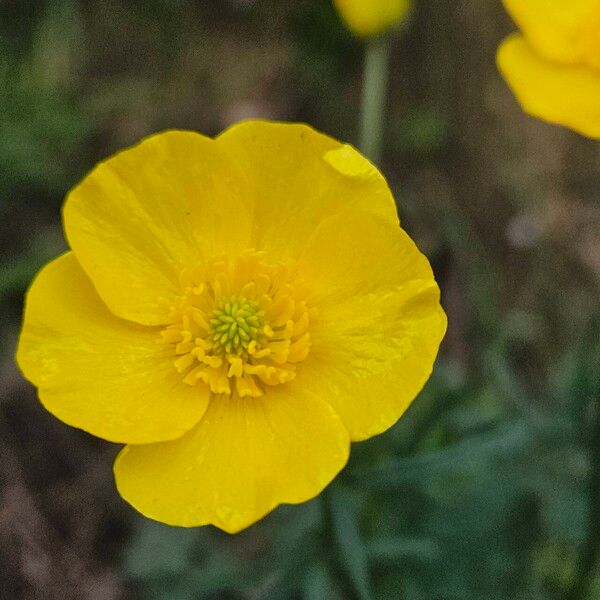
[210,297,264,355]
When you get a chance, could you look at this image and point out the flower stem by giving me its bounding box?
[359,34,392,165]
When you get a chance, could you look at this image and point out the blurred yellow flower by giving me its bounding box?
[333,0,411,38]
[497,0,600,138]
[17,121,446,533]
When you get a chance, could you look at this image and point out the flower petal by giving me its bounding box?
[64,131,253,326]
[501,0,600,67]
[16,253,209,444]
[216,120,398,260]
[333,0,411,38]
[300,210,447,441]
[114,388,350,533]
[497,35,600,139]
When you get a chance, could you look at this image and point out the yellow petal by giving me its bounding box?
[501,0,600,67]
[300,210,447,441]
[333,0,411,38]
[582,7,600,71]
[16,253,209,444]
[114,388,350,532]
[216,121,398,261]
[497,35,600,139]
[64,131,253,326]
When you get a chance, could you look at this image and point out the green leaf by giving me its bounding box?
[367,537,440,564]
[303,563,335,600]
[357,422,547,489]
[0,256,50,297]
[124,518,199,579]
[326,486,374,600]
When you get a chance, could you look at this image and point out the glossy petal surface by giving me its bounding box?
[217,121,398,260]
[501,0,600,67]
[17,253,210,443]
[300,210,447,441]
[498,35,600,139]
[114,388,349,532]
[333,0,411,38]
[64,131,253,325]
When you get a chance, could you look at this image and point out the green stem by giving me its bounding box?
[359,34,392,164]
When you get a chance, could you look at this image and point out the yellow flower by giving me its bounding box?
[497,0,600,138]
[333,0,411,38]
[16,121,446,533]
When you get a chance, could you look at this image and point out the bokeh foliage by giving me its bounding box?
[1,1,599,599]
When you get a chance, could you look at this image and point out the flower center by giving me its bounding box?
[161,251,313,398]
[210,298,264,355]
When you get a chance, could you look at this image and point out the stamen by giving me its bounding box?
[161,252,312,398]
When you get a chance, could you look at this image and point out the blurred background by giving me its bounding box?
[1,1,600,599]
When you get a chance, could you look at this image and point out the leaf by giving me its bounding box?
[326,486,374,600]
[0,256,51,297]
[356,422,558,489]
[303,563,335,600]
[124,517,200,579]
[367,537,440,564]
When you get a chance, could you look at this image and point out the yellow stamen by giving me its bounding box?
[161,252,312,398]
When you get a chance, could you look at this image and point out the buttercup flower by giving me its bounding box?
[497,0,600,138]
[17,121,446,533]
[333,0,411,38]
